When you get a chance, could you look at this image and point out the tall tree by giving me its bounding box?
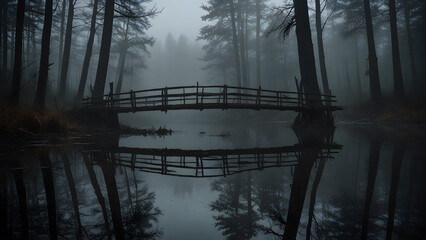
[315,0,331,96]
[306,159,326,240]
[76,0,99,100]
[92,0,115,97]
[9,0,26,105]
[13,169,28,239]
[112,1,157,94]
[230,0,242,87]
[40,153,58,240]
[2,0,8,85]
[402,0,418,86]
[255,0,261,86]
[385,145,405,240]
[361,138,382,240]
[293,0,322,98]
[57,0,67,88]
[115,22,130,94]
[58,0,76,98]
[237,0,248,87]
[199,0,237,84]
[33,0,54,110]
[96,153,125,239]
[62,154,83,237]
[82,154,112,238]
[363,0,382,101]
[389,0,405,98]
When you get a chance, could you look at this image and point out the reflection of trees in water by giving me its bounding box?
[311,140,415,240]
[1,151,162,239]
[210,172,261,239]
[209,168,291,239]
[311,138,385,240]
[209,131,338,240]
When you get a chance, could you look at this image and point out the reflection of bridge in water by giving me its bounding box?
[83,144,342,178]
[82,84,341,113]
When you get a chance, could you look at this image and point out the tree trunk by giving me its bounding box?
[58,0,74,97]
[33,0,53,110]
[76,0,99,100]
[345,58,351,92]
[124,167,134,213]
[115,21,129,94]
[361,138,382,240]
[363,0,382,102]
[306,158,326,240]
[402,0,417,86]
[389,0,405,98]
[82,154,112,239]
[422,1,426,66]
[293,0,321,99]
[0,172,8,237]
[40,153,58,240]
[245,8,249,86]
[255,0,261,87]
[2,0,7,82]
[245,172,253,237]
[13,169,28,239]
[92,0,115,97]
[62,154,82,238]
[355,35,362,96]
[96,153,125,240]
[292,0,330,128]
[57,0,66,89]
[115,49,124,94]
[233,174,242,216]
[282,148,316,239]
[9,0,25,105]
[229,0,242,88]
[10,24,14,73]
[315,0,330,96]
[385,145,405,240]
[25,26,30,70]
[237,0,248,88]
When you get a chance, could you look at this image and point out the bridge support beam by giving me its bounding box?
[292,109,334,129]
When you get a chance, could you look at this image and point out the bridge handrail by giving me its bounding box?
[82,84,337,102]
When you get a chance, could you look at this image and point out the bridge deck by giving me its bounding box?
[84,144,341,178]
[82,84,341,113]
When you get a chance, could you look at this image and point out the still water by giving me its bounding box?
[1,120,426,239]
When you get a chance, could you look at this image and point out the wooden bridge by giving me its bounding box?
[83,144,341,178]
[82,83,341,113]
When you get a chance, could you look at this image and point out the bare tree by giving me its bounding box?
[34,0,54,110]
[363,0,382,101]
[9,0,26,105]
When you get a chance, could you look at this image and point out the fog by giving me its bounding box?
[1,1,426,238]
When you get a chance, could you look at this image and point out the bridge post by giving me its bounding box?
[201,87,204,110]
[196,82,199,105]
[130,90,135,112]
[256,86,261,109]
[165,87,168,113]
[183,88,186,104]
[109,82,114,109]
[276,92,279,107]
[223,84,228,110]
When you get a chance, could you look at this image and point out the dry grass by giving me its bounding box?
[0,104,83,137]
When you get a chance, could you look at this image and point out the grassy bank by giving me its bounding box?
[0,104,172,148]
[337,95,426,124]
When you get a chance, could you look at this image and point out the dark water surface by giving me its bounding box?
[1,121,426,239]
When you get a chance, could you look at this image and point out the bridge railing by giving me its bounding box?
[82,84,338,111]
[84,144,341,178]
